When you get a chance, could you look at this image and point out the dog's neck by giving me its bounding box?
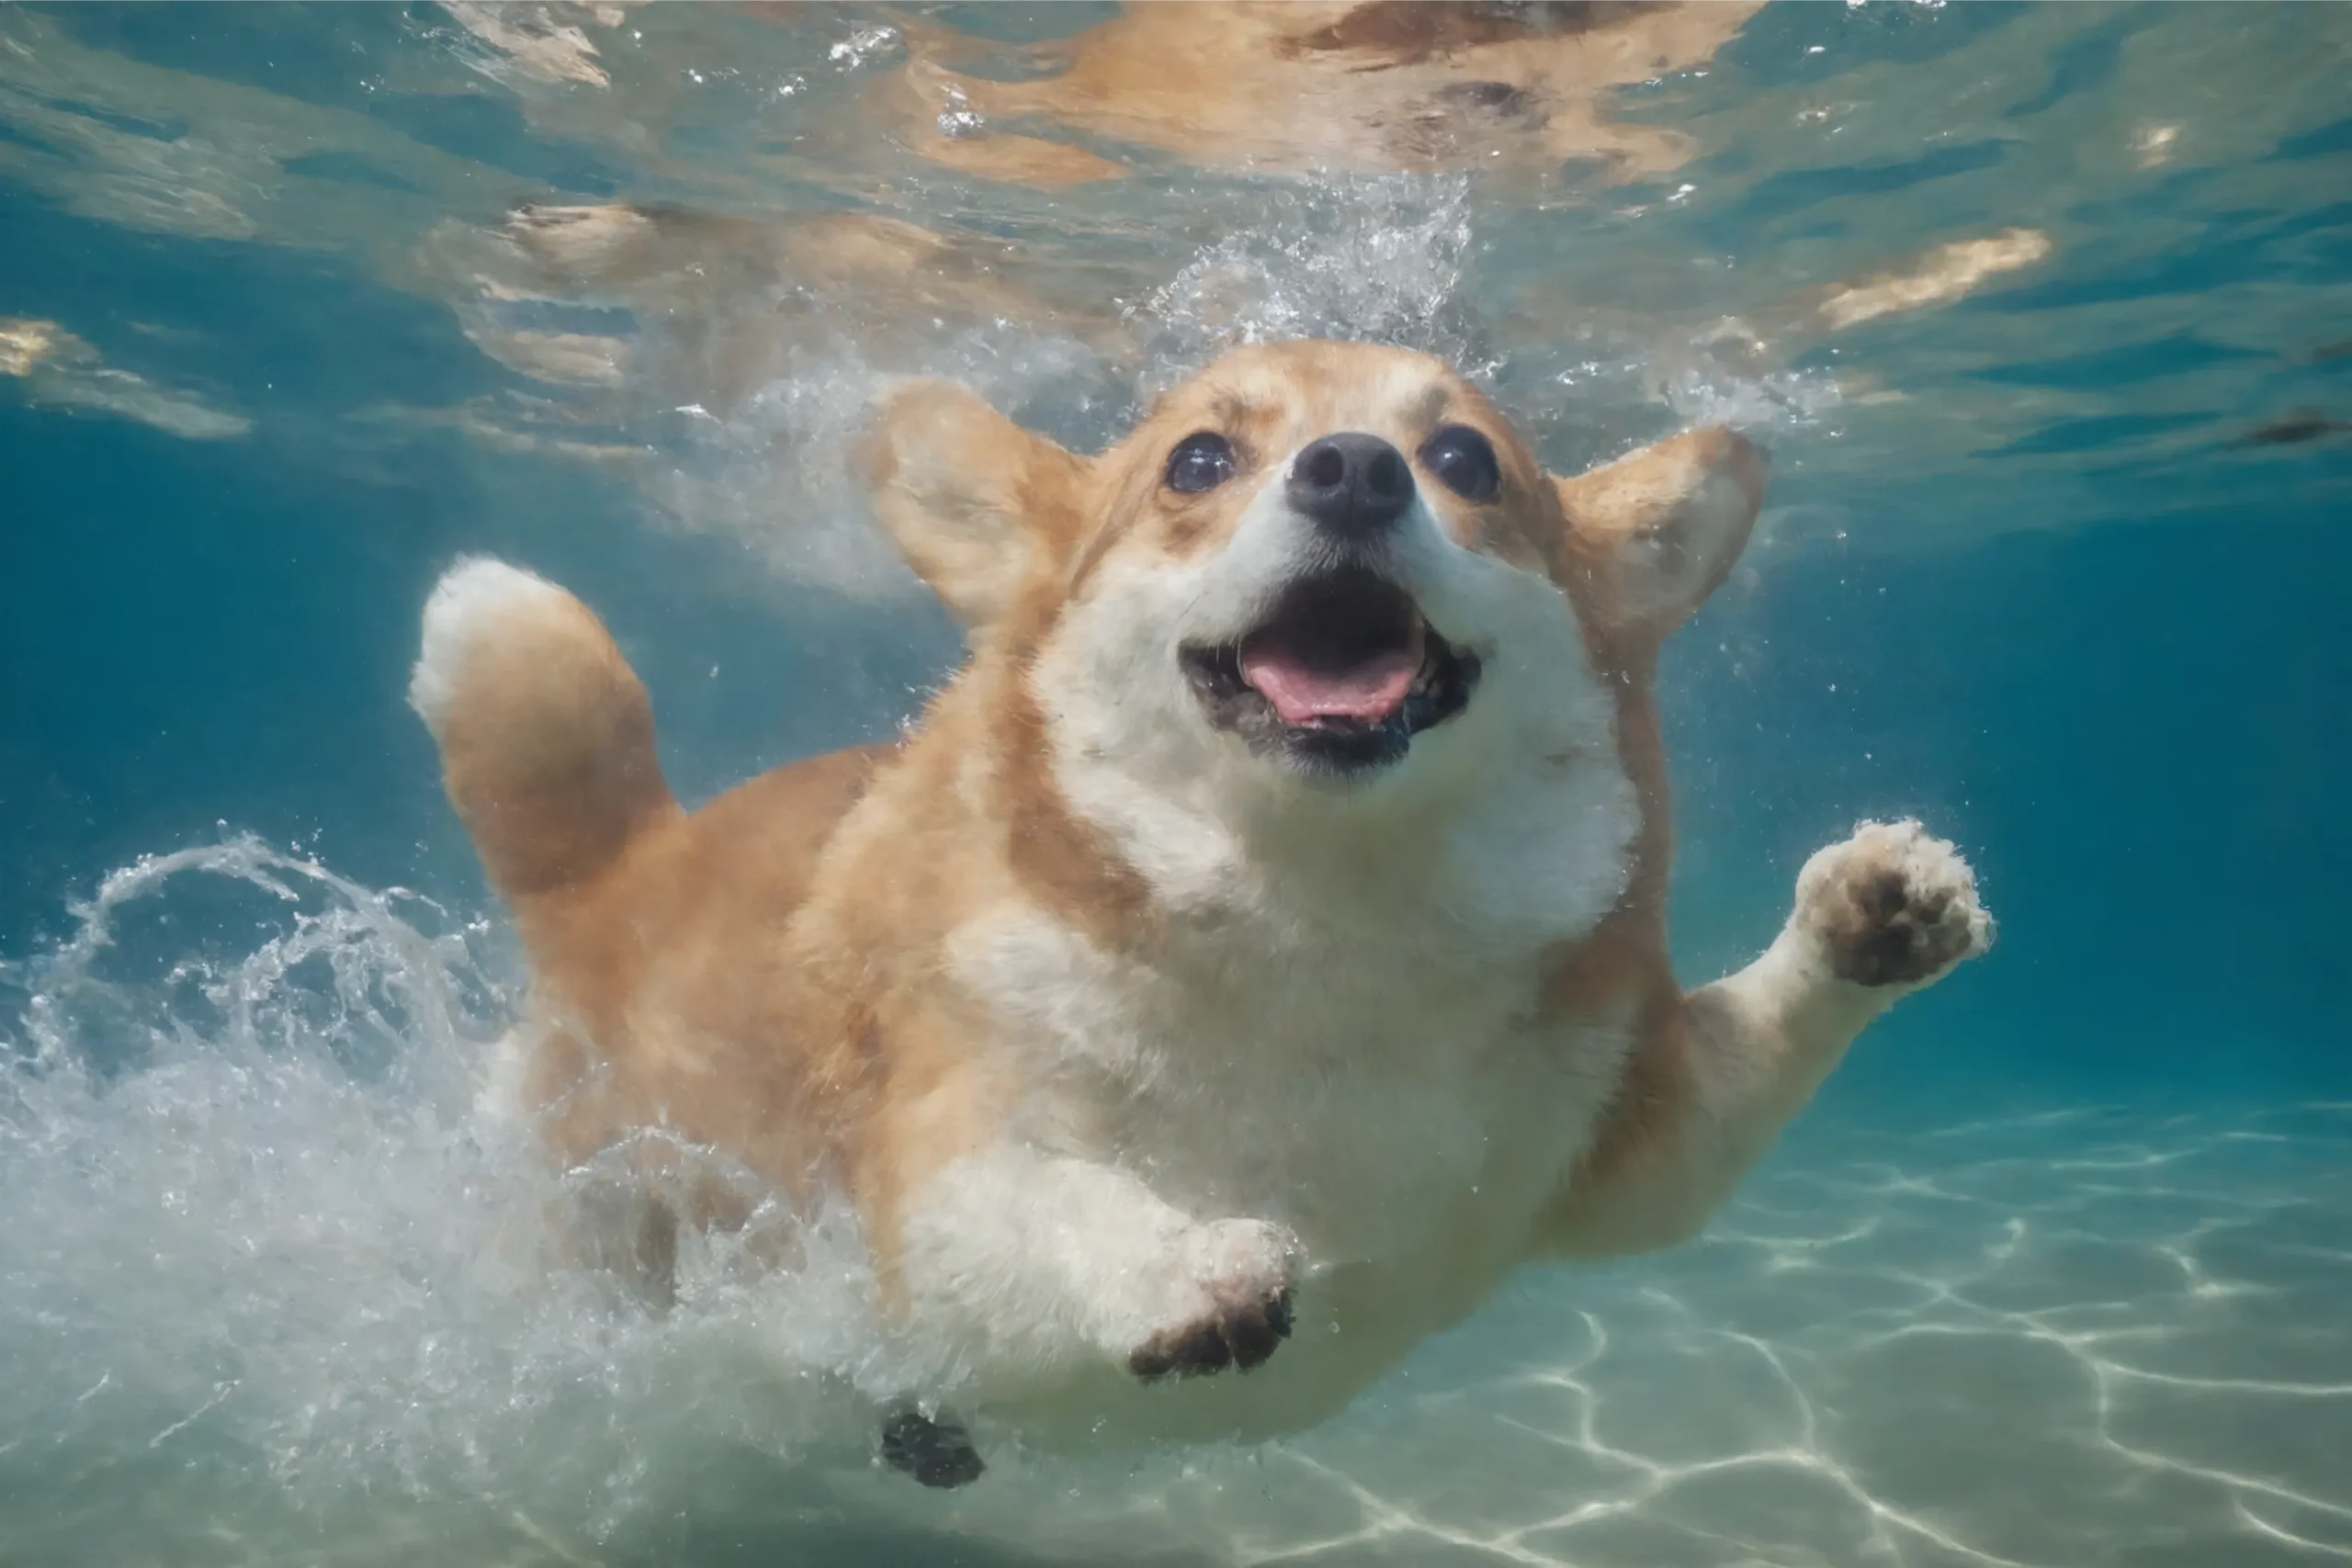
[1019,716,1644,970]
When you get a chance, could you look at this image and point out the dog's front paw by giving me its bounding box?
[1125,1219,1298,1382]
[1794,818,1994,988]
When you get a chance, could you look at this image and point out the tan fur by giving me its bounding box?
[414,340,1990,1455]
[881,1,1767,187]
[421,569,675,900]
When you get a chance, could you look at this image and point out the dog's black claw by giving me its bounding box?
[1128,1284,1296,1382]
[879,1406,986,1489]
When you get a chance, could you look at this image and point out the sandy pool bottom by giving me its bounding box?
[14,1099,2345,1568]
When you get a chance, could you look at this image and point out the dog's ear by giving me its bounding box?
[867,380,1090,628]
[1551,429,1764,641]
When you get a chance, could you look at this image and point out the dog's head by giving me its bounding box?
[870,341,1760,852]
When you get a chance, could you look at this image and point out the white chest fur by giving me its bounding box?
[947,760,1643,1276]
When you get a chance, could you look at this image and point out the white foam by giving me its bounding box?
[1132,173,1485,377]
[0,840,921,1564]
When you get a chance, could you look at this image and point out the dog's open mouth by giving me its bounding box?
[1180,568,1482,773]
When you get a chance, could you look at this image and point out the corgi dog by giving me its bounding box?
[411,340,1991,1485]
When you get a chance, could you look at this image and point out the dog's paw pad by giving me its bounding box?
[1125,1219,1297,1382]
[1128,1286,1294,1382]
[1797,818,1994,988]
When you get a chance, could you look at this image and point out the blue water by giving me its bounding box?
[4,4,2349,1563]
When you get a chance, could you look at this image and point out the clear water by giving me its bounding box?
[4,3,2348,1563]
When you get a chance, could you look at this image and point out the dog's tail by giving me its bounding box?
[410,558,677,909]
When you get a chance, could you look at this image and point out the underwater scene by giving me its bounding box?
[3,3,2349,1564]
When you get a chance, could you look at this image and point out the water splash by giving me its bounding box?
[0,839,916,1562]
[1131,173,1488,383]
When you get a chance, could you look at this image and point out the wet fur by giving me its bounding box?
[413,340,1991,1455]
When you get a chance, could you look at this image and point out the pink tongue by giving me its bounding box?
[1239,628,1423,726]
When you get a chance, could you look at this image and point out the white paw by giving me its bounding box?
[1125,1218,1299,1382]
[1792,818,1994,988]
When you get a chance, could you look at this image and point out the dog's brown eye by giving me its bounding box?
[1420,425,1500,503]
[1165,432,1236,494]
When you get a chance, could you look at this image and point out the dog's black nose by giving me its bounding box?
[1288,433,1414,538]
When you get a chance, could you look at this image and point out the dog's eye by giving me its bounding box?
[1165,432,1236,494]
[1419,425,1501,503]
